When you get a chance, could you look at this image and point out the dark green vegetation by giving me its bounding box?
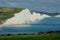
[0,7,24,24]
[0,31,60,40]
[0,33,60,40]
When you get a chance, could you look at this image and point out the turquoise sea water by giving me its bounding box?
[0,17,60,34]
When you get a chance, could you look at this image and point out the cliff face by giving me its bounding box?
[3,9,51,26]
[0,7,60,27]
[0,7,51,26]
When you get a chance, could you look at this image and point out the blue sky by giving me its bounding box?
[0,0,60,13]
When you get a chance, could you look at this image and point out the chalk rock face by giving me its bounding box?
[3,9,51,25]
[55,15,60,17]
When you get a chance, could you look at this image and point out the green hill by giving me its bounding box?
[0,7,24,24]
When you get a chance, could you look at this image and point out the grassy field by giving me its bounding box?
[0,33,60,40]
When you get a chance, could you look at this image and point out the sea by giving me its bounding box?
[0,17,60,34]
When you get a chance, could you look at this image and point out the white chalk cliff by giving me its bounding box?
[1,9,51,26]
[55,15,60,17]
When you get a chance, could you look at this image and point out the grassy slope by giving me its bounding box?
[0,33,60,40]
[0,7,24,24]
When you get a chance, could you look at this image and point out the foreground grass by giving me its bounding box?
[0,33,60,40]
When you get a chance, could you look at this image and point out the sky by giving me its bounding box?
[0,0,60,13]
